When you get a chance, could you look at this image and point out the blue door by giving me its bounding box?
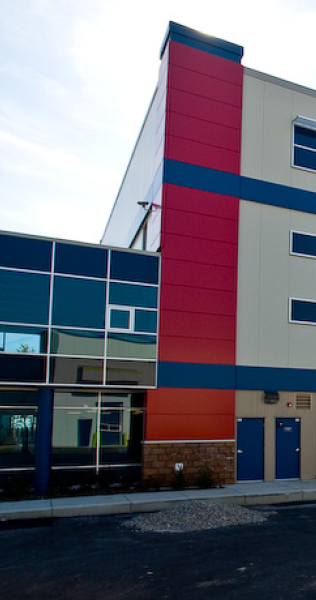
[237,418,264,481]
[275,418,300,479]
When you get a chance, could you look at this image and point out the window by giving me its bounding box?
[291,231,316,258]
[0,270,50,325]
[293,116,316,172]
[0,233,52,271]
[109,308,131,330]
[55,243,108,278]
[290,298,316,324]
[110,250,159,284]
[109,282,158,308]
[106,333,157,360]
[52,276,106,329]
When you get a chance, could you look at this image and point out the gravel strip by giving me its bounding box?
[123,501,273,533]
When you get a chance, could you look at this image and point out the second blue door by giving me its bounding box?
[275,418,300,479]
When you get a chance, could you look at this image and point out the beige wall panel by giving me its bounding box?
[237,202,316,369]
[237,202,290,367]
[242,70,316,194]
[260,83,293,185]
[240,75,265,179]
[256,206,290,367]
[289,256,316,298]
[236,202,261,364]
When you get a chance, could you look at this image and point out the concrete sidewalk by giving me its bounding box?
[1,479,316,521]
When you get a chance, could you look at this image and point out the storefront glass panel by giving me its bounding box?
[0,325,47,354]
[52,392,97,467]
[0,270,50,324]
[106,359,156,386]
[107,333,156,359]
[52,276,106,329]
[50,329,104,356]
[55,243,108,278]
[49,357,103,385]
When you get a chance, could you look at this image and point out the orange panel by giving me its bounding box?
[146,413,234,441]
[147,388,234,415]
[145,388,235,440]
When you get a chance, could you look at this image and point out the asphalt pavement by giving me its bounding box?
[2,498,316,599]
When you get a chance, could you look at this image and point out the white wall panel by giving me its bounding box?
[101,92,159,248]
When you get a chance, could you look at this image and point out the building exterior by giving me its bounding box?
[3,22,316,494]
[103,22,316,486]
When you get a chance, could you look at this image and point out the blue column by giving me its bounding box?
[35,388,54,496]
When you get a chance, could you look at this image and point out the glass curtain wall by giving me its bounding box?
[52,391,144,471]
[0,233,159,389]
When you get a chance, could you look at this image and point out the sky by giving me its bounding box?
[1,0,316,245]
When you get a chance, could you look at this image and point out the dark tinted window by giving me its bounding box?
[55,243,108,278]
[0,270,50,324]
[294,126,316,151]
[0,355,46,382]
[109,282,158,308]
[292,232,316,257]
[0,234,52,271]
[291,299,316,323]
[110,251,159,284]
[134,309,157,333]
[52,276,106,329]
[294,147,316,171]
[49,357,103,384]
[106,359,156,386]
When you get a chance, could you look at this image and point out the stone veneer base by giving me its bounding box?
[142,441,235,487]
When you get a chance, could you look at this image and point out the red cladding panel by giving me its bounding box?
[168,65,242,107]
[161,233,238,267]
[158,335,235,364]
[163,184,239,219]
[160,285,236,315]
[163,207,238,242]
[159,311,235,340]
[167,112,240,152]
[169,41,243,86]
[161,259,236,292]
[156,38,242,366]
[167,89,242,130]
[165,136,240,173]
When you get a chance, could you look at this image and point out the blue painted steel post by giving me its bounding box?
[35,388,54,496]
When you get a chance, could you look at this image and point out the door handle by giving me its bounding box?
[237,449,243,454]
[295,448,300,452]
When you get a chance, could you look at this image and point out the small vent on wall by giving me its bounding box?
[295,393,312,410]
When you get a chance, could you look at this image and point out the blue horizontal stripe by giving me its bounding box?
[163,159,316,216]
[158,362,316,392]
[236,365,316,392]
[158,362,236,389]
[160,22,243,63]
[163,159,240,197]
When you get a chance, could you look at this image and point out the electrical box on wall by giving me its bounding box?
[263,391,279,404]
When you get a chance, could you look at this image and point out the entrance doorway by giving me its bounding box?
[275,418,300,479]
[237,418,264,481]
